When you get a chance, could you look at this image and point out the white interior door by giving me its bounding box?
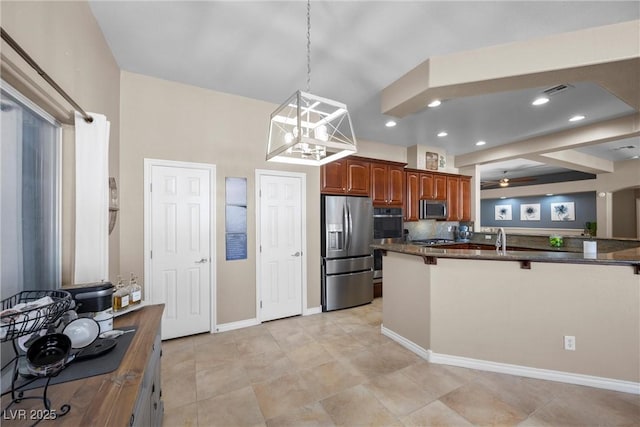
[259,173,304,322]
[149,164,212,339]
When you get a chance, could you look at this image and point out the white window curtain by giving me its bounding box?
[74,112,110,284]
[1,97,23,297]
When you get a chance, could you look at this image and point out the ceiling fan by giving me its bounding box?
[481,171,537,189]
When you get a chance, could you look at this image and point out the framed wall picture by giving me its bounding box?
[551,202,575,221]
[520,203,540,221]
[425,152,439,170]
[495,204,512,221]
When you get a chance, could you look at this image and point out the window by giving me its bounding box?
[1,81,61,296]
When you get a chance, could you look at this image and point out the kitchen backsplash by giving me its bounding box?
[404,220,465,241]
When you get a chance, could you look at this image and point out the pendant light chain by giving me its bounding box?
[306,0,311,94]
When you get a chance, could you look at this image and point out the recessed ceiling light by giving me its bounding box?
[546,193,554,196]
[385,120,397,128]
[500,196,506,199]
[476,141,486,146]
[632,155,640,159]
[531,96,549,106]
[427,100,441,108]
[437,131,448,137]
[569,115,585,122]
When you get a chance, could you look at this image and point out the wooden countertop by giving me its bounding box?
[372,242,640,271]
[1,304,164,426]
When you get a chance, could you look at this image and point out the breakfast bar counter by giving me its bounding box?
[371,241,640,270]
[374,242,640,394]
[1,304,164,426]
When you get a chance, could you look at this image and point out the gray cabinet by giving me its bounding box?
[131,328,163,426]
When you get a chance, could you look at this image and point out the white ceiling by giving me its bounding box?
[88,1,640,180]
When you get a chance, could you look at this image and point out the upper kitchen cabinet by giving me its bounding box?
[320,158,370,196]
[445,175,472,221]
[418,172,446,200]
[433,174,447,200]
[460,176,471,221]
[405,170,420,221]
[371,161,404,207]
[446,176,461,221]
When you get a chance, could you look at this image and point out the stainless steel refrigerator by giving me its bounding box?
[321,195,374,311]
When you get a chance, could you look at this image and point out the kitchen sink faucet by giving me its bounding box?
[496,227,506,253]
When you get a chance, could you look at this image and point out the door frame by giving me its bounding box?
[144,158,217,334]
[255,169,307,322]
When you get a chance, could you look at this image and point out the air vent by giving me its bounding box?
[542,84,573,96]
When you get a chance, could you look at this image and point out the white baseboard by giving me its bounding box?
[381,325,431,360]
[381,325,640,395]
[215,318,259,333]
[303,306,322,316]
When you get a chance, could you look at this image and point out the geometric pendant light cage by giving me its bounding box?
[266,0,357,166]
[267,90,357,165]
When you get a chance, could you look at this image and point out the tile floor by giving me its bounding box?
[161,298,639,426]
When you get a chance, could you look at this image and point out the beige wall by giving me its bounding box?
[356,138,407,163]
[119,71,321,324]
[384,253,640,382]
[383,252,430,350]
[1,0,121,284]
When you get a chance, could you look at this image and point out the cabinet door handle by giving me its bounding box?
[152,383,155,393]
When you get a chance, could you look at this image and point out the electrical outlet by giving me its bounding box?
[485,235,492,240]
[564,335,576,351]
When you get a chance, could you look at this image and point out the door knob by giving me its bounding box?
[195,258,208,264]
[291,251,301,257]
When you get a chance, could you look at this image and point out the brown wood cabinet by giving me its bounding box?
[320,158,370,196]
[320,159,346,194]
[446,176,461,221]
[446,175,472,221]
[7,305,165,427]
[405,171,420,221]
[460,176,471,221]
[405,170,472,222]
[419,173,434,199]
[434,174,447,200]
[371,162,404,207]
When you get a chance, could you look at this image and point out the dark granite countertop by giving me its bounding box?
[371,242,640,268]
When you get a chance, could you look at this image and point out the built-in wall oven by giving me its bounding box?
[372,207,404,285]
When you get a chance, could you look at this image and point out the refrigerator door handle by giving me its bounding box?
[347,203,353,250]
[344,203,350,250]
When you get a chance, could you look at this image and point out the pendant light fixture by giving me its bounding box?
[266,0,357,165]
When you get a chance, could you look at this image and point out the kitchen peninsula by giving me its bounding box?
[2,304,164,426]
[373,237,640,394]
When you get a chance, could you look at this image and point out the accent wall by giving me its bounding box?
[481,191,596,229]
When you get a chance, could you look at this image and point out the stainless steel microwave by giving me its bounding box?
[419,200,447,220]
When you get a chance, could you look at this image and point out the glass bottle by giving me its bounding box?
[129,272,142,306]
[113,276,130,312]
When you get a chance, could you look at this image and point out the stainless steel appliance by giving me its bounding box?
[372,207,404,286]
[321,196,374,311]
[419,200,447,220]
